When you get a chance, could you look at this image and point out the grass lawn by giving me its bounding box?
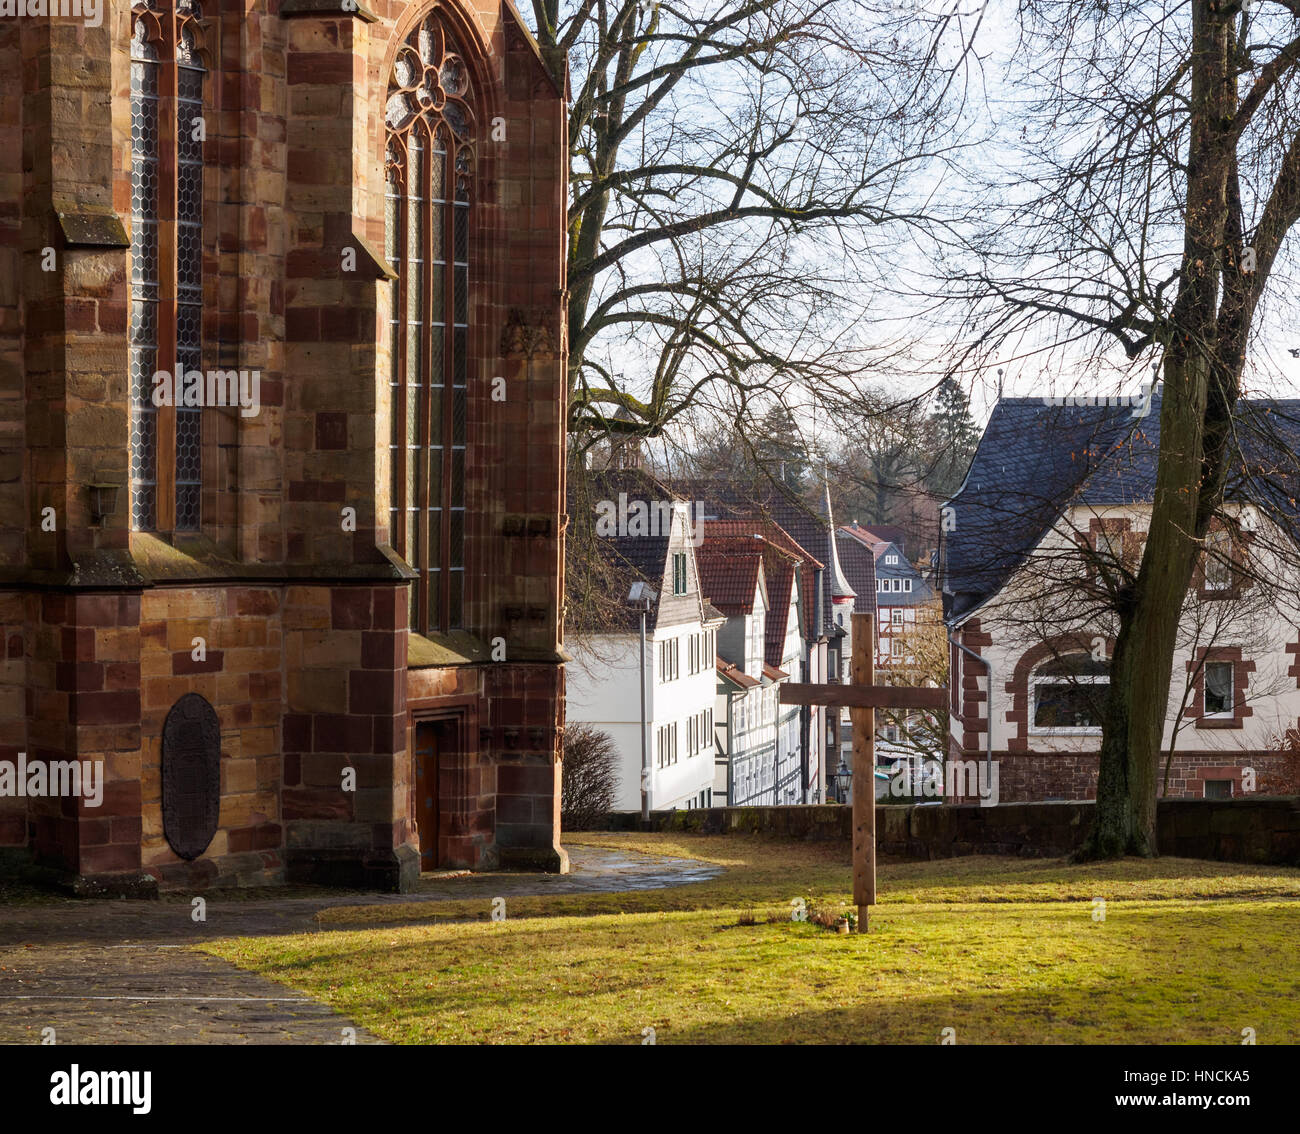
[200,832,1300,1044]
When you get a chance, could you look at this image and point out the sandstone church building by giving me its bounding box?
[0,0,570,892]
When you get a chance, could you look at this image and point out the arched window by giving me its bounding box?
[385,13,474,634]
[1030,653,1109,733]
[129,1,207,532]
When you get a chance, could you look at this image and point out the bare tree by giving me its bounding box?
[561,723,621,830]
[823,385,974,557]
[1161,560,1293,792]
[523,0,986,453]
[947,0,1300,857]
[877,599,949,766]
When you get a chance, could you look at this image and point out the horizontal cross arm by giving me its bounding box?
[778,683,947,710]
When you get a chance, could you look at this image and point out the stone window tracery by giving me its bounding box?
[385,11,475,634]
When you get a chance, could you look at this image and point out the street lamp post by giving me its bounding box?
[627,582,657,825]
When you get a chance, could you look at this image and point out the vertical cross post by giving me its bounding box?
[849,611,875,931]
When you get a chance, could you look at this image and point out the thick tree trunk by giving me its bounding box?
[1077,366,1207,859]
[1077,0,1238,861]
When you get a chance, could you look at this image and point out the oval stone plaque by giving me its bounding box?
[161,693,221,861]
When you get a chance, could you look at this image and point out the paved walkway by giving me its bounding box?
[0,844,719,1045]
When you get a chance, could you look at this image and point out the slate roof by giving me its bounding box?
[839,527,934,608]
[834,532,878,616]
[566,467,681,633]
[941,391,1300,624]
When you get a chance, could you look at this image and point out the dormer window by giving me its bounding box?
[1204,528,1233,591]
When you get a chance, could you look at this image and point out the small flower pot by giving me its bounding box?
[835,918,850,934]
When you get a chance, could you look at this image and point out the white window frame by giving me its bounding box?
[1203,778,1235,799]
[1203,660,1235,718]
[1204,529,1233,591]
[1030,672,1109,736]
[672,551,688,595]
[891,608,905,626]
[1094,530,1123,585]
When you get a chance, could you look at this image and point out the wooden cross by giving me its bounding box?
[779,611,946,932]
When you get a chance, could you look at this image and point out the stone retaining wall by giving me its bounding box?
[604,796,1300,866]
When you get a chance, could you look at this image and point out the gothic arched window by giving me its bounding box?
[385,13,474,634]
[129,1,207,532]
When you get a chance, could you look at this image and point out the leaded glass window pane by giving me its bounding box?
[129,26,159,532]
[129,9,207,534]
[386,12,473,635]
[175,46,205,531]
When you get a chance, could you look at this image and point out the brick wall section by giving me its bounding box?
[1,2,568,892]
[407,666,487,865]
[283,13,376,567]
[612,797,1300,866]
[943,750,1295,803]
[282,583,416,889]
[25,13,129,570]
[0,21,22,569]
[0,593,29,847]
[140,586,283,888]
[956,620,991,750]
[486,662,564,868]
[25,593,143,876]
[214,3,287,562]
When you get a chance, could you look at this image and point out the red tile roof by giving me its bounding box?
[716,657,759,688]
[696,541,764,614]
[839,523,891,559]
[698,524,819,666]
[701,520,823,569]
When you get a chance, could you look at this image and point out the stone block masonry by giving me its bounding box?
[942,750,1297,803]
[610,797,1300,867]
[0,0,570,892]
